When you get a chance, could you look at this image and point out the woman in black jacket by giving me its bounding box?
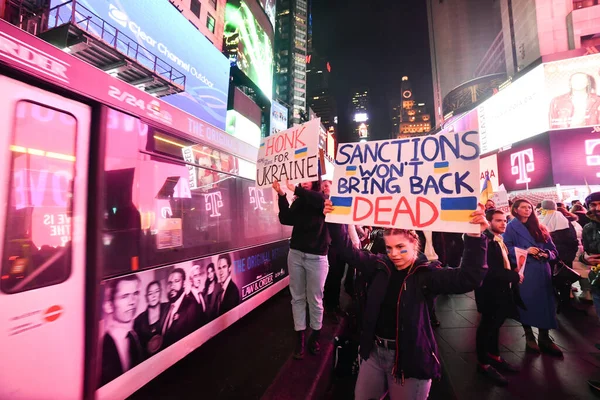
[275,179,330,359]
[323,200,489,400]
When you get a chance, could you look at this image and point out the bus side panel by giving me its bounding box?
[0,76,90,400]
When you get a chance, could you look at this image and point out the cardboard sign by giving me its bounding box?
[255,118,321,188]
[325,131,481,234]
[490,190,509,212]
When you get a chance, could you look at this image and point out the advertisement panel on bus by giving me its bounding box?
[98,240,289,387]
[52,0,231,130]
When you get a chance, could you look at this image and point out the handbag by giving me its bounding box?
[552,259,581,286]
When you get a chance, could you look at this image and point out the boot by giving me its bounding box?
[308,329,321,355]
[293,330,305,360]
[539,331,563,358]
[524,326,540,354]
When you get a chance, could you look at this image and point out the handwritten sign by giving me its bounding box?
[255,118,321,188]
[325,131,481,234]
[490,190,509,212]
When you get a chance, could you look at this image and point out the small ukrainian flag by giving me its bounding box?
[433,161,449,173]
[294,147,308,159]
[480,175,494,204]
[440,196,477,222]
[260,142,265,148]
[346,166,357,176]
[330,196,353,216]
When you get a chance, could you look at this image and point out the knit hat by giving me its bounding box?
[586,192,600,208]
[541,199,557,211]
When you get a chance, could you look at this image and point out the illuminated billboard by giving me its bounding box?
[270,100,288,135]
[259,0,276,28]
[477,52,600,154]
[226,110,262,148]
[497,133,553,192]
[357,123,369,139]
[549,127,600,186]
[56,0,231,129]
[224,1,274,99]
[354,113,368,122]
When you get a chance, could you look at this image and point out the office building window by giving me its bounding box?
[190,0,201,18]
[207,13,216,33]
[209,0,217,9]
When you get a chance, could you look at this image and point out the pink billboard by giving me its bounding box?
[497,133,554,192]
[549,127,600,186]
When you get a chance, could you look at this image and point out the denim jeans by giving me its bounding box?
[288,249,329,331]
[354,345,432,400]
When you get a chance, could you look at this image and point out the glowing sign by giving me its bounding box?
[586,139,600,177]
[358,123,368,138]
[510,149,535,185]
[204,191,224,217]
[354,113,368,122]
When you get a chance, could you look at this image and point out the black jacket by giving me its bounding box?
[475,230,525,318]
[551,225,579,263]
[218,279,241,316]
[328,223,488,381]
[278,186,330,255]
[163,294,201,347]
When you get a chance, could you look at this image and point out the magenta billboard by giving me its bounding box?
[497,133,554,192]
[549,127,600,186]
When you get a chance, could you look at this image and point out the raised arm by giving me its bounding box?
[422,234,489,295]
[274,180,297,226]
[328,222,381,278]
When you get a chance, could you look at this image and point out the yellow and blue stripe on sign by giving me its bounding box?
[294,147,308,159]
[433,161,449,173]
[440,196,477,222]
[346,166,357,176]
[330,196,353,216]
[260,142,265,148]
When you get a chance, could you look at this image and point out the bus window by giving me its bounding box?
[1,102,76,293]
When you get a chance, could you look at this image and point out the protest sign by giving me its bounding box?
[515,247,528,278]
[490,190,509,212]
[325,130,481,234]
[255,118,322,188]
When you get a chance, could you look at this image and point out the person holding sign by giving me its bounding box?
[274,179,330,360]
[475,209,525,386]
[502,199,562,357]
[323,200,489,400]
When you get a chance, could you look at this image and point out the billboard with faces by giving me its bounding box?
[97,240,289,387]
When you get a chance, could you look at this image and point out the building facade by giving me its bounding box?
[396,76,431,136]
[350,89,369,140]
[274,0,309,125]
[426,0,504,128]
[307,52,336,128]
[170,0,227,50]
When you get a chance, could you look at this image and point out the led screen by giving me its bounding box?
[51,0,230,129]
[259,0,276,28]
[270,100,288,135]
[226,110,262,148]
[497,133,553,192]
[224,1,274,99]
[545,53,600,130]
[549,127,600,186]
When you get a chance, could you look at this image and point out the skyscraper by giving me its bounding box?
[307,51,336,128]
[350,88,369,140]
[274,0,309,125]
[394,76,431,137]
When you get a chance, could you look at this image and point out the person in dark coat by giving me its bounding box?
[216,253,241,316]
[133,280,170,359]
[475,209,526,386]
[324,199,489,400]
[162,268,201,347]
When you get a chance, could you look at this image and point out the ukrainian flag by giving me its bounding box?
[295,147,308,159]
[440,196,477,222]
[330,196,353,215]
[260,142,265,148]
[433,161,449,173]
[346,166,357,176]
[480,175,494,204]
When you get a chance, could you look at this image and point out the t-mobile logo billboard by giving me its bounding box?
[586,139,600,178]
[510,149,534,184]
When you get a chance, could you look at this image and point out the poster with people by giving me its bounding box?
[325,130,481,234]
[515,247,528,278]
[546,53,600,129]
[97,240,289,387]
[255,118,322,188]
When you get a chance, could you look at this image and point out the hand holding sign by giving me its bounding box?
[272,179,284,196]
[515,247,528,282]
[285,179,295,192]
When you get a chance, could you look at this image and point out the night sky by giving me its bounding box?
[311,0,433,143]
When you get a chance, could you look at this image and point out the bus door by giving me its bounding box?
[0,76,91,399]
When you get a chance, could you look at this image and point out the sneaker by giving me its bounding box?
[477,364,508,386]
[488,355,520,373]
[539,338,563,358]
